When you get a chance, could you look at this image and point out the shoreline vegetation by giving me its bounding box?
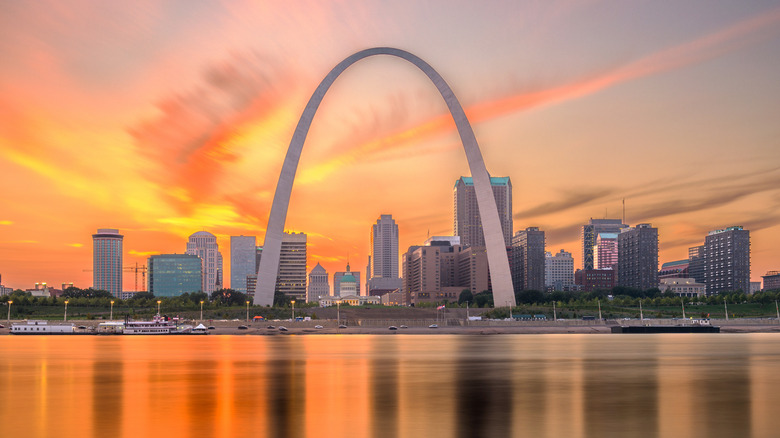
[3,318,780,335]
[4,286,780,335]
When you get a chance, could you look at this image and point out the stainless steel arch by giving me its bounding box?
[253,47,516,307]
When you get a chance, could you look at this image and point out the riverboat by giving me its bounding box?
[11,320,74,335]
[124,315,191,335]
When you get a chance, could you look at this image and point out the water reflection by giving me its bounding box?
[456,338,513,437]
[2,334,780,438]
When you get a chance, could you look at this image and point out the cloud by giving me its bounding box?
[0,220,12,225]
[626,168,780,223]
[129,51,300,201]
[514,188,614,220]
[66,243,83,248]
[128,250,159,257]
[294,6,780,183]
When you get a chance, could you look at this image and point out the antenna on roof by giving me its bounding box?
[622,198,626,224]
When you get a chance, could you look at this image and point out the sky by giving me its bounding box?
[1,0,780,291]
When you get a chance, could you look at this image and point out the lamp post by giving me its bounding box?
[291,300,295,321]
[200,300,204,322]
[157,300,161,316]
[724,298,729,321]
[7,300,12,325]
[64,300,69,322]
[246,300,250,322]
[110,300,114,320]
[337,300,341,326]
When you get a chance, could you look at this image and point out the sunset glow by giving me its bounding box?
[1,1,779,290]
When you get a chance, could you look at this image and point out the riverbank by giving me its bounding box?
[3,318,780,335]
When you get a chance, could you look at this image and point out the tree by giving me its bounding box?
[458,289,473,305]
[129,291,155,301]
[474,291,493,308]
[62,287,113,299]
[516,290,544,304]
[211,288,247,306]
[273,289,290,307]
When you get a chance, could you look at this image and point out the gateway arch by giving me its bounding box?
[253,47,516,308]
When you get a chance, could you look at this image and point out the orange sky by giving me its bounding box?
[1,1,780,291]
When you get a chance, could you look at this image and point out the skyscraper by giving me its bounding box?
[617,224,659,290]
[276,232,307,301]
[581,218,628,270]
[454,176,512,248]
[148,254,202,297]
[688,245,705,283]
[230,235,256,293]
[703,226,750,295]
[307,263,329,301]
[545,249,574,291]
[593,233,619,270]
[92,228,123,297]
[186,231,223,295]
[368,214,402,293]
[511,227,546,292]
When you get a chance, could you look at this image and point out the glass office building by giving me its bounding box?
[148,254,203,297]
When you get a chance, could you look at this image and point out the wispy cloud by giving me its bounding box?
[514,188,614,220]
[300,5,780,181]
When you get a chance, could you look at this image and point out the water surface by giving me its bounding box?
[1,334,779,438]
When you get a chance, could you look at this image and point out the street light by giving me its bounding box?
[64,300,69,322]
[7,300,12,325]
[200,300,204,321]
[246,300,250,322]
[291,300,295,321]
[157,300,162,316]
[110,300,114,320]
[336,300,341,326]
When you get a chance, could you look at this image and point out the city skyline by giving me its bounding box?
[2,2,780,289]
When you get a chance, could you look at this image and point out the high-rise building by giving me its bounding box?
[545,249,574,291]
[593,233,618,270]
[617,224,659,290]
[249,234,307,301]
[688,245,705,283]
[763,271,780,291]
[308,263,329,302]
[93,228,123,297]
[581,219,628,270]
[334,263,361,298]
[401,237,488,306]
[186,231,223,295]
[230,235,256,293]
[147,254,202,297]
[511,227,546,292]
[368,214,402,293]
[703,226,750,295]
[454,176,512,248]
[276,232,307,301]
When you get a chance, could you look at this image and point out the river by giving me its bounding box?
[1,334,779,437]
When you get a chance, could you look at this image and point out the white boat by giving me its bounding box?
[124,315,178,335]
[11,320,74,335]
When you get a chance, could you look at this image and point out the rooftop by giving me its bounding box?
[455,176,510,188]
